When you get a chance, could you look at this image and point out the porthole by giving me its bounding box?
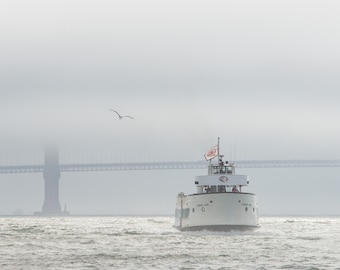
[201,207,205,212]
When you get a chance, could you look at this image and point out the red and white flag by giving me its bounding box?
[204,145,218,160]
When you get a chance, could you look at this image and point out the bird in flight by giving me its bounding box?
[109,109,134,120]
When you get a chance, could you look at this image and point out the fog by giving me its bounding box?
[1,0,340,215]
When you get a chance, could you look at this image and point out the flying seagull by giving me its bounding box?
[109,109,134,120]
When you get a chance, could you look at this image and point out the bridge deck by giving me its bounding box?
[1,160,340,174]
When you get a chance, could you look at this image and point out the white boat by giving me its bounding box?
[174,140,259,231]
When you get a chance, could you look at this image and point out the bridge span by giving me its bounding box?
[1,159,340,174]
[2,156,340,215]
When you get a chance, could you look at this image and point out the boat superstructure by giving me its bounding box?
[174,140,259,231]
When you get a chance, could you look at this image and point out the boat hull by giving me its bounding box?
[174,192,259,231]
[174,224,258,232]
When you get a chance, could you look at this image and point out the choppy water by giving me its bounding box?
[0,216,339,270]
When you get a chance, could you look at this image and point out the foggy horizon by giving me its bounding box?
[1,0,340,216]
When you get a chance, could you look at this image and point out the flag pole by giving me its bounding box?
[217,137,220,159]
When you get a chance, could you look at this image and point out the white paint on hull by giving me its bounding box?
[174,192,259,231]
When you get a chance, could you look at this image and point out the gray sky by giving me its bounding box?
[1,0,340,215]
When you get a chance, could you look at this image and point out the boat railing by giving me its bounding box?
[196,184,243,194]
[208,163,235,175]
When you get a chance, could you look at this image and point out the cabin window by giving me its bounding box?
[213,167,219,174]
[218,185,226,192]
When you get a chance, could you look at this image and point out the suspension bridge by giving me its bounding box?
[1,146,339,215]
[1,159,340,174]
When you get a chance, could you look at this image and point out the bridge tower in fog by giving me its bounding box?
[35,145,68,215]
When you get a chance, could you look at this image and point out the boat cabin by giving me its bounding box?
[208,160,235,175]
[194,156,249,194]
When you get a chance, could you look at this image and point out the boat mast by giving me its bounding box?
[217,137,220,159]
